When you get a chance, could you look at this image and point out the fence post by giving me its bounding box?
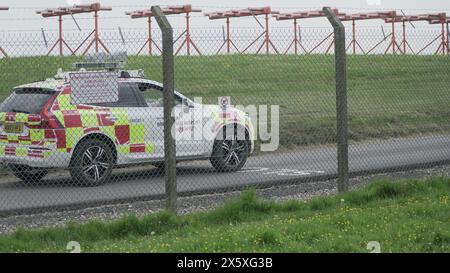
[323,7,349,192]
[152,6,177,212]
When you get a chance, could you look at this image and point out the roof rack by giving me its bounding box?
[72,51,127,70]
[54,52,145,80]
[73,62,123,70]
[54,68,145,80]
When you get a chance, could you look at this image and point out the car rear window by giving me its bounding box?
[0,88,56,114]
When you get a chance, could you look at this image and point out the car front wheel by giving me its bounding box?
[210,125,250,172]
[70,139,115,186]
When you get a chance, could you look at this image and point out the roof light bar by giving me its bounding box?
[73,51,127,70]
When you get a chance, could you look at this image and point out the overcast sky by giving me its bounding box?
[1,0,450,32]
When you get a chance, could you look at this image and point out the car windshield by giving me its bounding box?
[0,88,56,114]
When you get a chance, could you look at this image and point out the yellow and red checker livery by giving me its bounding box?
[0,76,254,185]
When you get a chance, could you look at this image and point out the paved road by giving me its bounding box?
[1,134,450,215]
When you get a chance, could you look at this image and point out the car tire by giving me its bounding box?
[70,138,115,186]
[10,165,48,185]
[210,124,250,172]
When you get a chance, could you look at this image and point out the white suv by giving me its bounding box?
[0,72,254,186]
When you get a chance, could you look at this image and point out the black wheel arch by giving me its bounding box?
[70,133,117,167]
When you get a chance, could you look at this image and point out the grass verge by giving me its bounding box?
[0,177,448,252]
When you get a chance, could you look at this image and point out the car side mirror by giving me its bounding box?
[182,99,194,109]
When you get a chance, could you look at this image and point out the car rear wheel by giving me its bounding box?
[70,139,115,186]
[10,165,48,185]
[210,125,250,172]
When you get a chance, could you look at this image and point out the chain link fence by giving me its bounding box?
[0,6,449,215]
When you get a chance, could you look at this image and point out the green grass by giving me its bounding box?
[1,54,449,148]
[0,177,449,252]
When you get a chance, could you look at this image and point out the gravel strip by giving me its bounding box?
[0,164,449,235]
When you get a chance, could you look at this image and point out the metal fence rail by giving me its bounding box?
[0,6,449,215]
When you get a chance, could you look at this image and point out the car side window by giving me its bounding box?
[141,85,164,107]
[89,82,147,108]
[138,83,182,107]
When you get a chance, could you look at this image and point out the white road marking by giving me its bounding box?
[238,167,325,177]
[237,167,270,173]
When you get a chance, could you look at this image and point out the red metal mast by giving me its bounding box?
[384,14,429,55]
[397,17,415,54]
[338,12,393,54]
[205,10,242,54]
[427,14,449,55]
[386,11,401,54]
[153,5,202,56]
[385,13,448,55]
[448,20,450,54]
[0,6,9,57]
[37,7,77,56]
[237,7,280,54]
[280,9,343,54]
[126,9,162,56]
[65,2,113,56]
[362,11,402,55]
[447,20,450,54]
[273,12,314,54]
